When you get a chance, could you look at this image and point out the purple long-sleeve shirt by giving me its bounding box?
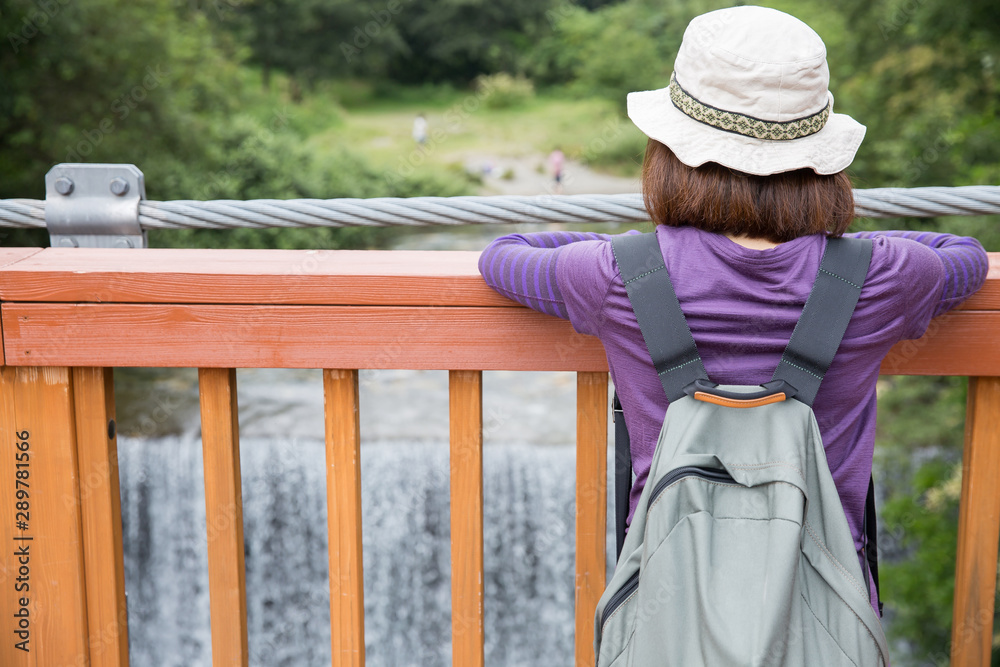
[479,224,987,612]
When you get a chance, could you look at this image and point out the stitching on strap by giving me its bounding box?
[781,360,824,380]
[623,263,664,285]
[610,235,666,285]
[658,358,698,375]
[820,267,862,290]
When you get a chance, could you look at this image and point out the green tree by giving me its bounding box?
[835,0,1000,188]
[0,0,474,248]
[213,0,409,89]
[385,0,561,83]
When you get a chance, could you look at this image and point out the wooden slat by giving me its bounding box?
[198,368,248,666]
[0,367,30,667]
[5,303,1000,376]
[72,368,129,667]
[0,367,90,665]
[950,377,1000,666]
[0,248,43,270]
[879,305,1000,375]
[0,303,608,371]
[0,248,510,307]
[0,248,43,269]
[0,249,37,366]
[574,372,608,667]
[323,369,365,667]
[449,370,484,667]
[0,248,995,310]
[959,253,1000,311]
[878,310,1000,375]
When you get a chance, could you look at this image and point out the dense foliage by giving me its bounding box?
[211,0,564,85]
[0,0,472,248]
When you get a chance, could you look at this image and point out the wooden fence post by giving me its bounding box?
[575,372,608,667]
[449,370,485,667]
[324,369,365,667]
[72,367,129,666]
[198,367,249,666]
[951,376,1000,666]
[1,367,90,665]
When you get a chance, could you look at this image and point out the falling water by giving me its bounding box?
[115,368,611,666]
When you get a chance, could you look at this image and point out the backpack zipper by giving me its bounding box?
[600,570,639,628]
[600,466,737,629]
[648,466,736,507]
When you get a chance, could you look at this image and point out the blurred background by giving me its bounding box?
[2,0,999,664]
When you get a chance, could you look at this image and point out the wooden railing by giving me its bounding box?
[0,246,997,667]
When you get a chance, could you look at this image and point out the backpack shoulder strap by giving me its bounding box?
[612,391,631,560]
[611,232,709,401]
[771,236,873,407]
[864,476,883,614]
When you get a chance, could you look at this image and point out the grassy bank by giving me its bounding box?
[257,76,647,182]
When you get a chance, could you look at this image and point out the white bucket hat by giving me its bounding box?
[627,5,866,176]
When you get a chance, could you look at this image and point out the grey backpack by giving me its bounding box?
[594,233,890,666]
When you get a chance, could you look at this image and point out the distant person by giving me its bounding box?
[413,113,428,149]
[547,148,565,193]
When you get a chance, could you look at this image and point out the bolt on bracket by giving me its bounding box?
[45,163,148,248]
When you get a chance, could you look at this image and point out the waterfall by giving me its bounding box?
[118,435,582,666]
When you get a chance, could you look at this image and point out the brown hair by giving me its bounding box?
[641,139,854,243]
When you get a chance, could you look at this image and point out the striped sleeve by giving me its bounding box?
[477,231,612,319]
[847,230,989,317]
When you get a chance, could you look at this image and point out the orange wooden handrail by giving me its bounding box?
[0,247,997,667]
[0,249,997,374]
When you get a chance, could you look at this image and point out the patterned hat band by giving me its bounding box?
[668,73,831,141]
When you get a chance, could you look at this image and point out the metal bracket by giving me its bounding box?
[45,164,147,248]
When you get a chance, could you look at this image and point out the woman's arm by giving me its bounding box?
[847,230,989,316]
[478,230,615,318]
